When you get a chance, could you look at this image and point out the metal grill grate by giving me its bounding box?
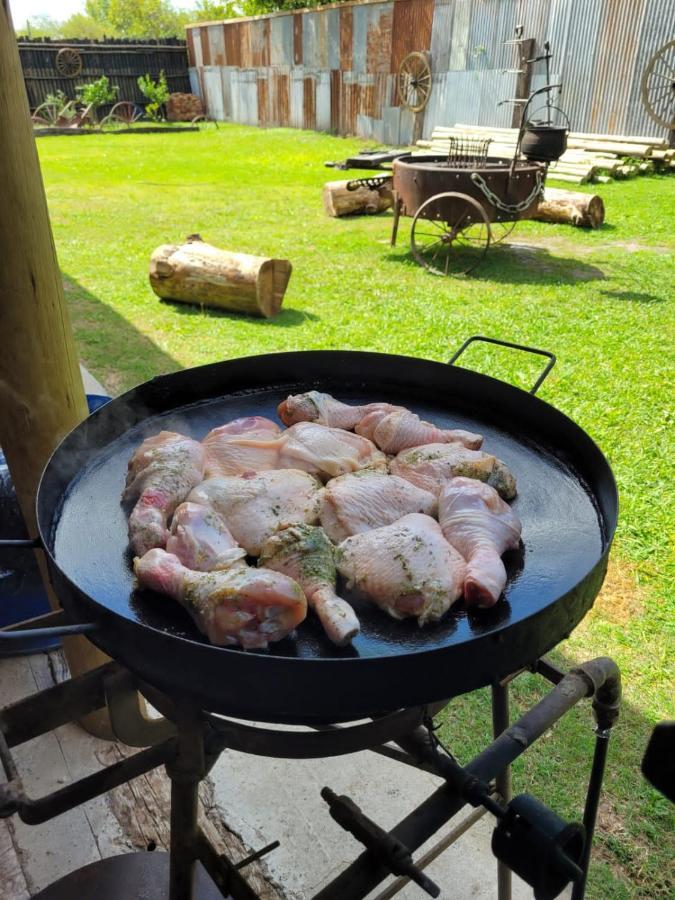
[446,136,492,168]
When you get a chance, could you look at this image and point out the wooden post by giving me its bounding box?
[0,1,113,737]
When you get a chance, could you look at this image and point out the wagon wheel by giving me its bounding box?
[101,101,143,127]
[31,102,61,126]
[55,47,83,78]
[398,51,432,113]
[640,40,675,130]
[465,220,518,246]
[410,192,491,276]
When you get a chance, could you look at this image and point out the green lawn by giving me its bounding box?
[38,126,674,898]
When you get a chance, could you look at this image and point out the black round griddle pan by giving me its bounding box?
[26,344,617,724]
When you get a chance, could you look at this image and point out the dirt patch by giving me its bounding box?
[587,558,646,625]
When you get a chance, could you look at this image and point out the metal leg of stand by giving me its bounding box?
[570,729,612,900]
[492,681,512,900]
[167,721,204,900]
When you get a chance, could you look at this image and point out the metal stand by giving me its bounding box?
[0,656,621,900]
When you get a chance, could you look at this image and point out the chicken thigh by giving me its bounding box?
[134,548,306,649]
[124,431,205,557]
[278,423,387,481]
[390,443,517,500]
[337,513,466,624]
[278,391,482,452]
[259,524,360,646]
[439,478,522,608]
[188,469,322,555]
[319,472,437,544]
[167,502,246,571]
[203,417,282,478]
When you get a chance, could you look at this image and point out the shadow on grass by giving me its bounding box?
[599,289,666,305]
[161,299,319,326]
[385,244,606,285]
[63,275,181,393]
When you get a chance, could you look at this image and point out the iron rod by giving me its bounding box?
[492,682,512,900]
[571,731,611,900]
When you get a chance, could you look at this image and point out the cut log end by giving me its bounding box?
[532,188,605,228]
[323,179,393,217]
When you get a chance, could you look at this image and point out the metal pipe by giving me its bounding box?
[492,682,512,900]
[168,720,205,900]
[571,730,612,900]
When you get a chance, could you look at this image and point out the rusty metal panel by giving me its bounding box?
[192,28,204,67]
[325,8,341,69]
[340,7,353,70]
[186,28,196,67]
[223,23,241,67]
[303,12,327,69]
[200,26,211,66]
[341,71,359,134]
[257,74,269,126]
[220,66,233,120]
[293,14,303,65]
[352,4,369,74]
[251,19,270,67]
[270,14,294,66]
[270,67,291,126]
[391,0,434,74]
[366,3,394,73]
[304,75,317,129]
[203,66,224,119]
[208,24,225,66]
[316,70,332,130]
[330,69,341,131]
[240,22,253,68]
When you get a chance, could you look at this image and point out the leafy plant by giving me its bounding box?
[77,76,119,116]
[43,90,73,116]
[138,70,170,121]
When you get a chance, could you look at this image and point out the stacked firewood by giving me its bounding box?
[417,124,674,185]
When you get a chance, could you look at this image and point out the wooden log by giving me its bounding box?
[593,175,613,184]
[323,178,393,217]
[531,188,605,228]
[149,235,292,318]
[0,2,113,737]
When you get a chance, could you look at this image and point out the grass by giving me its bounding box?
[37,126,674,898]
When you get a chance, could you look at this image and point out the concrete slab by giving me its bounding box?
[79,364,107,397]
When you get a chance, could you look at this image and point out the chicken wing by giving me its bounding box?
[134,548,306,649]
[259,524,360,646]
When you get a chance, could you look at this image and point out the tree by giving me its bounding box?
[85,0,113,24]
[61,13,111,39]
[107,0,186,38]
[191,1,241,20]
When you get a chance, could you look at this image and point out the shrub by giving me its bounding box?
[138,71,170,121]
[77,76,119,113]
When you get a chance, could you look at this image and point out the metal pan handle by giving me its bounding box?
[0,609,99,649]
[0,537,41,549]
[449,335,556,394]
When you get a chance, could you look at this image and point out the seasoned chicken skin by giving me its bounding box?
[167,502,246,571]
[134,548,306,649]
[337,513,466,624]
[278,423,387,481]
[123,431,205,557]
[438,478,522,607]
[259,524,360,646]
[188,469,322,555]
[319,472,437,544]
[391,443,517,500]
[278,392,482,453]
[203,417,281,478]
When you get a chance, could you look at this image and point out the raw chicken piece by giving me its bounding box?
[167,502,247,571]
[188,469,322,555]
[336,513,466,624]
[278,422,387,481]
[259,524,360,646]
[439,478,521,607]
[390,443,517,501]
[203,417,281,478]
[123,431,205,557]
[278,391,397,430]
[319,472,437,544]
[277,391,482,452]
[134,548,306,649]
[355,408,482,453]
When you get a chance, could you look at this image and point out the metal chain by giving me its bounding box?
[470,171,544,213]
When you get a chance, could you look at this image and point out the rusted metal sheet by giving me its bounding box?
[366,4,393,73]
[208,25,225,66]
[203,66,224,119]
[200,27,211,66]
[186,29,196,68]
[304,75,317,129]
[251,19,271,67]
[339,7,353,70]
[257,75,269,126]
[330,69,341,132]
[391,0,434,74]
[271,68,291,126]
[293,15,303,65]
[290,67,304,127]
[270,15,293,66]
[316,71,332,130]
[192,28,204,67]
[223,23,241,67]
[325,8,341,69]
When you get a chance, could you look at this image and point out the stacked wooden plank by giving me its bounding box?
[417,124,674,185]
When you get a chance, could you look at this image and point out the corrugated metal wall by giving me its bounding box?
[186,0,675,141]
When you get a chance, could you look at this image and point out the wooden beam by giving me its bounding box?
[0,1,113,737]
